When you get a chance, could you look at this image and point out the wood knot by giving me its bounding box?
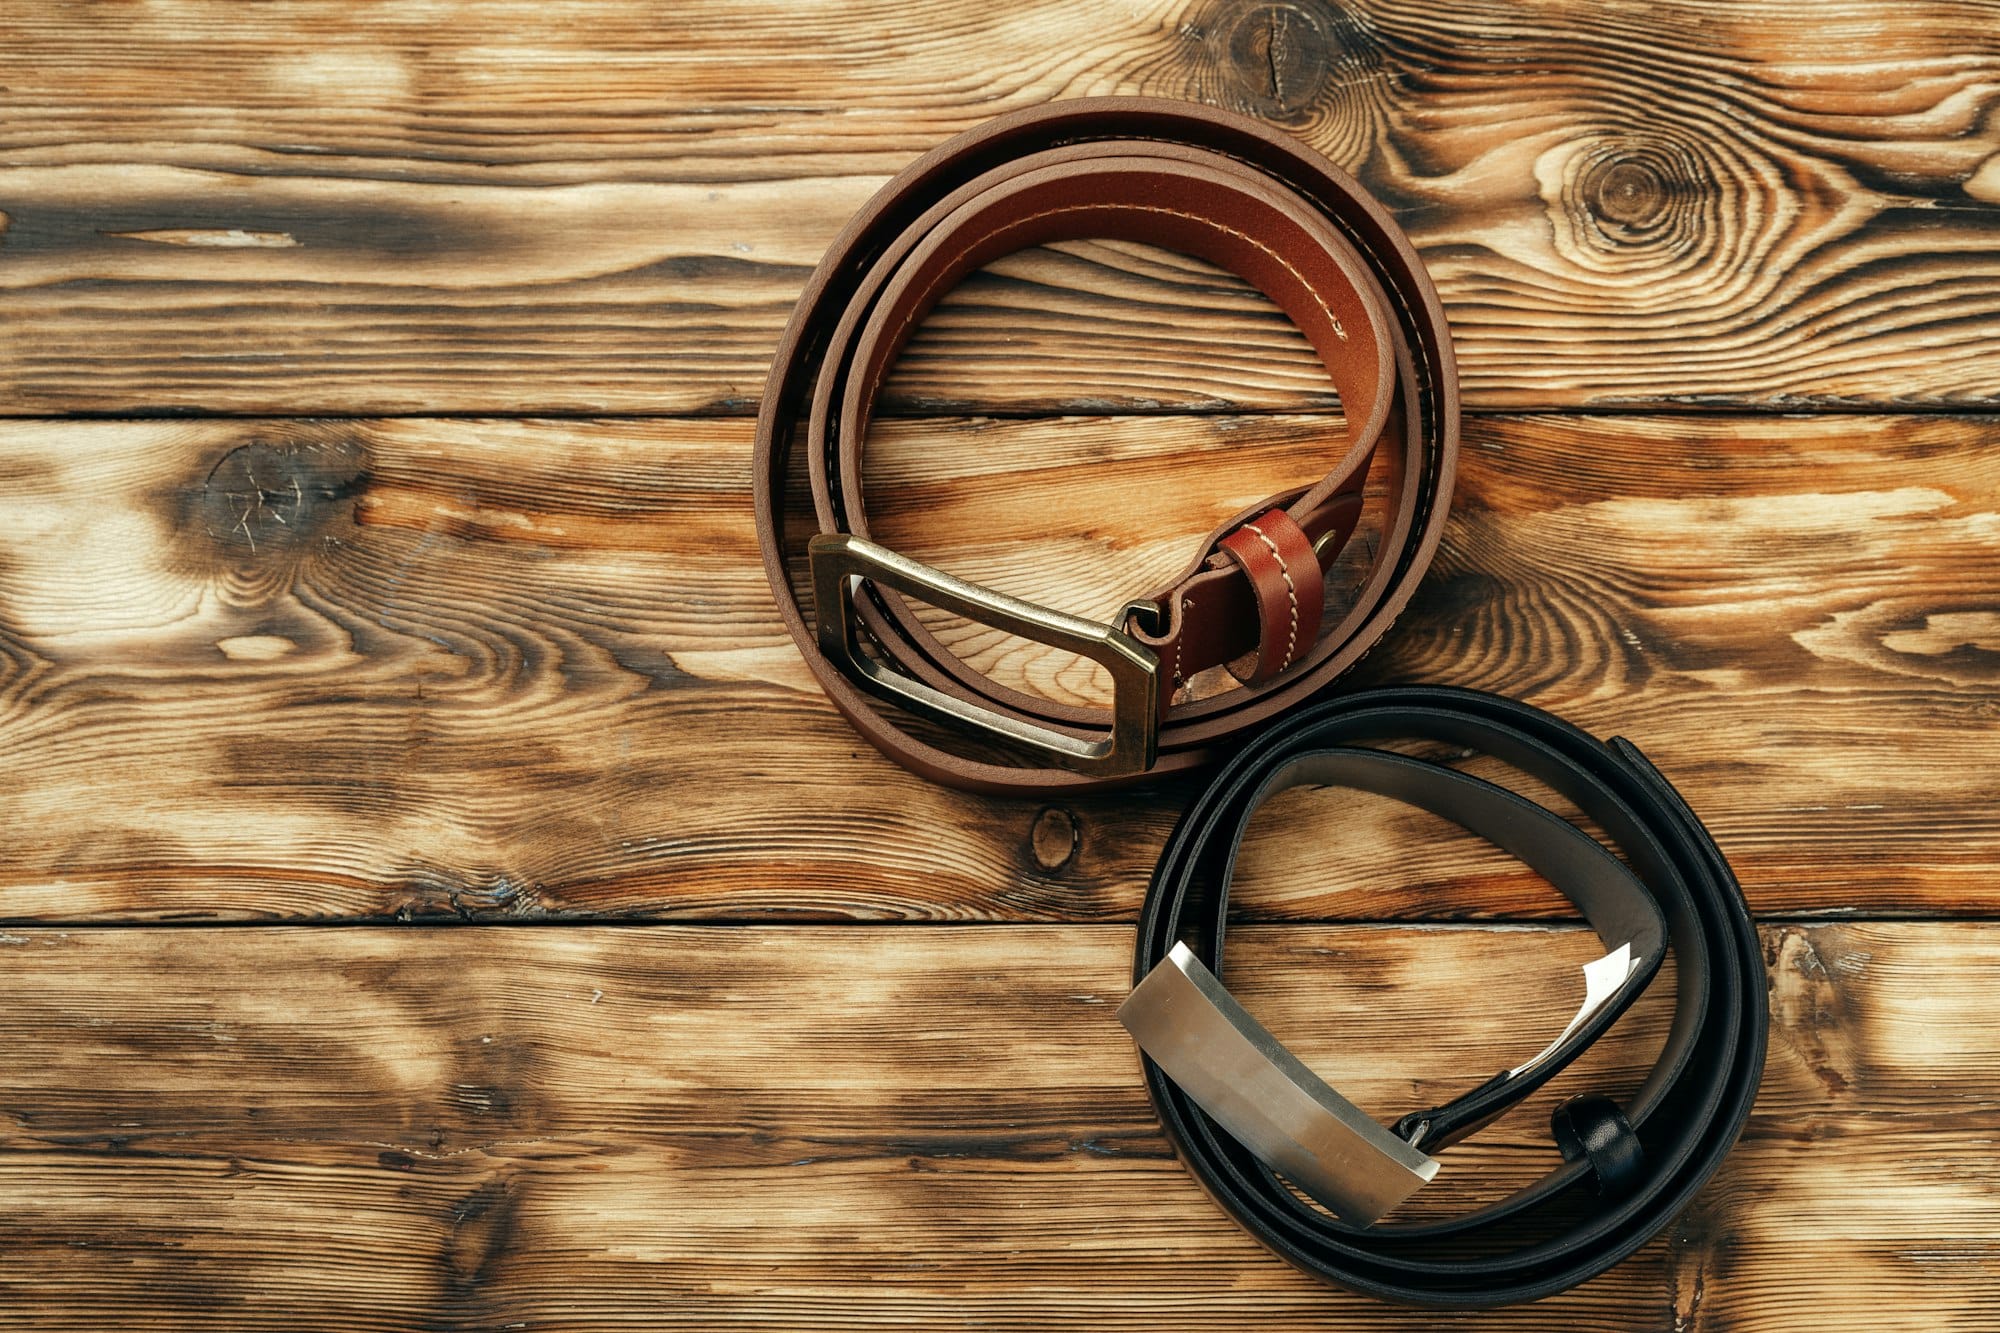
[1544,132,1731,277]
[197,434,368,557]
[1767,926,1859,1097]
[441,1176,518,1298]
[1227,3,1331,115]
[1192,0,1379,122]
[1573,142,1704,248]
[1029,806,1080,873]
[1588,159,1669,230]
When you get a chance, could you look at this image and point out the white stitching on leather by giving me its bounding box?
[1241,520,1298,672]
[1172,599,1188,689]
[845,148,1446,692]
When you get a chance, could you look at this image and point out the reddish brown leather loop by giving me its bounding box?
[1217,509,1323,684]
[753,98,1460,793]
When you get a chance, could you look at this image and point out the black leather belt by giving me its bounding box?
[1122,686,1767,1307]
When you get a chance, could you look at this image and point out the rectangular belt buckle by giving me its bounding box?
[1119,942,1440,1226]
[807,533,1160,778]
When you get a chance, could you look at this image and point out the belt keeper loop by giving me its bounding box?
[1217,508,1323,684]
[1551,1094,1645,1198]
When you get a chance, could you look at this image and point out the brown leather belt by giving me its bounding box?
[754,98,1460,793]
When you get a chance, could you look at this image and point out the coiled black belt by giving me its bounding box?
[1122,686,1767,1307]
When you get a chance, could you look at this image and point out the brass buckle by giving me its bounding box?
[808,534,1160,777]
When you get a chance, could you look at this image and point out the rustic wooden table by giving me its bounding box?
[3,1,1997,1328]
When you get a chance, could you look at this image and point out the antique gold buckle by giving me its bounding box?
[808,534,1160,777]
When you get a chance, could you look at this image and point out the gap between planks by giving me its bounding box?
[0,914,1988,931]
[11,403,2000,424]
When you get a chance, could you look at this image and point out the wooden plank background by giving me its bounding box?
[1,0,1996,1327]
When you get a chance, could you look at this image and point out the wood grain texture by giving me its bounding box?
[3,7,1995,1326]
[6,0,2000,414]
[0,411,1990,923]
[0,921,1990,1332]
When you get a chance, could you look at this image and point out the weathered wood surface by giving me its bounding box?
[4,1,1997,1328]
[0,922,1992,1332]
[6,0,2000,414]
[0,411,1991,923]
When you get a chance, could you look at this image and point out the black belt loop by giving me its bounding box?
[1551,1095,1647,1198]
[1125,685,1768,1308]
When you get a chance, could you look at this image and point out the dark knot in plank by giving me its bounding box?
[1570,139,1708,251]
[1589,159,1672,231]
[1186,0,1383,125]
[1547,130,1745,277]
[1225,2,1334,115]
[196,434,369,558]
[440,1175,521,1305]
[1029,805,1081,873]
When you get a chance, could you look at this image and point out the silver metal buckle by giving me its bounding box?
[808,534,1160,778]
[1119,942,1439,1226]
[1120,938,1645,1224]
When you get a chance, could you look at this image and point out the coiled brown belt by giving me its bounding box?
[754,99,1459,792]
